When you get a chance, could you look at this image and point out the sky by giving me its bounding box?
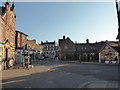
[2,1,119,44]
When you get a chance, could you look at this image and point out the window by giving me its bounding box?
[18,34,20,38]
[81,47,83,50]
[91,47,92,49]
[24,37,26,40]
[0,47,3,53]
[0,47,3,61]
[65,46,67,49]
[6,29,9,39]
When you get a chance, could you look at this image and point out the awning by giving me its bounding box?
[0,42,5,45]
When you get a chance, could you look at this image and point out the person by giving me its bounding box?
[24,55,30,69]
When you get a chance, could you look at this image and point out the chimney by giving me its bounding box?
[5,0,10,11]
[75,41,77,44]
[63,36,65,40]
[41,41,43,44]
[105,40,108,42]
[11,2,15,10]
[86,39,89,44]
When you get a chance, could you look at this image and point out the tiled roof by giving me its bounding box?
[116,31,120,39]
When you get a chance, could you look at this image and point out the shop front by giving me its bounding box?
[0,42,4,70]
[0,41,15,70]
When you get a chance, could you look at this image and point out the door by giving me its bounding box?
[5,48,8,69]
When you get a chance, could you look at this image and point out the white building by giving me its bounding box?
[41,41,56,58]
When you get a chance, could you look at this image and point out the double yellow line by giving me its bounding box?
[0,79,27,85]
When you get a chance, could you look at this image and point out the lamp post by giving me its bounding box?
[115,0,120,64]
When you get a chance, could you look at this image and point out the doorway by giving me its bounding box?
[5,48,8,69]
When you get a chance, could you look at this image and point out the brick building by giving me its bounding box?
[15,31,28,63]
[0,1,16,70]
[15,31,28,49]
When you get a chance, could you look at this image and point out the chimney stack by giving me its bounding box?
[41,41,43,44]
[86,39,89,44]
[5,0,10,11]
[63,36,65,40]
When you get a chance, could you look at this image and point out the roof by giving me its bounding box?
[116,31,120,39]
[75,43,96,46]
[75,41,118,46]
[41,42,55,45]
[16,31,28,36]
[59,37,75,45]
[0,7,6,16]
[112,47,119,52]
[99,43,119,53]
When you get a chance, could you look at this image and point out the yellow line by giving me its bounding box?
[0,79,27,85]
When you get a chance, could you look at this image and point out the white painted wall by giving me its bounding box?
[117,52,119,64]
[99,53,101,63]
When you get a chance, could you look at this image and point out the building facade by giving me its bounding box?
[58,36,76,60]
[75,40,119,62]
[0,15,2,70]
[41,41,56,58]
[27,39,43,61]
[15,31,28,63]
[0,1,16,70]
[75,39,105,62]
[99,44,119,64]
[58,36,119,63]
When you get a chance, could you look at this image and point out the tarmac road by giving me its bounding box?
[1,58,120,88]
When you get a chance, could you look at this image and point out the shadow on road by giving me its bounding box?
[1,59,120,88]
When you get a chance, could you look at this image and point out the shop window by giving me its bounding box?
[0,47,3,57]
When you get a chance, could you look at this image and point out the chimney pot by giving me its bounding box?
[63,36,65,40]
[86,39,89,44]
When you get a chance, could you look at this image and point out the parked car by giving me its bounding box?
[39,55,44,60]
[44,54,48,58]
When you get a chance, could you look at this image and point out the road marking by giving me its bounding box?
[0,79,27,85]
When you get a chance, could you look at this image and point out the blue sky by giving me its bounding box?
[12,2,118,44]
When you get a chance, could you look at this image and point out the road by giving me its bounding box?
[1,58,120,88]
